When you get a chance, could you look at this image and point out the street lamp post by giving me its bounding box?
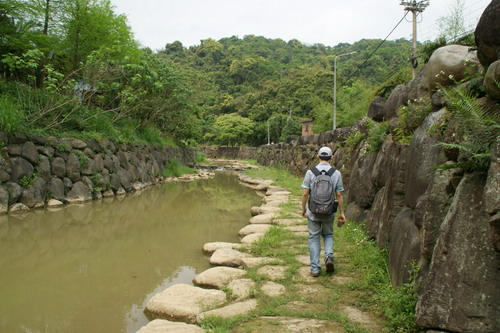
[333,51,357,131]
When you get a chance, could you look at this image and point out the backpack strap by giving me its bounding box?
[310,166,336,177]
[310,167,321,176]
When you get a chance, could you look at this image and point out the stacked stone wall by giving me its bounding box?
[0,132,194,213]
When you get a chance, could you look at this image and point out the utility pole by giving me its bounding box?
[400,1,429,79]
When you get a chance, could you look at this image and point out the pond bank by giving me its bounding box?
[137,161,390,333]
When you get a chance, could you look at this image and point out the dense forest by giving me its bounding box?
[0,0,444,147]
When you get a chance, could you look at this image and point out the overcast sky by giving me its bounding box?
[110,0,490,51]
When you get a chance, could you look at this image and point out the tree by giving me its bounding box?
[211,113,254,146]
[438,0,466,42]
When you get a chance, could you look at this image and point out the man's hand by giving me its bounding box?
[301,208,306,218]
[337,213,346,227]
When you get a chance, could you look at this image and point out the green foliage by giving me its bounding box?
[340,223,420,332]
[195,151,207,163]
[367,121,391,152]
[437,87,499,172]
[0,95,25,134]
[162,158,197,178]
[396,99,432,140]
[89,173,103,192]
[210,113,254,146]
[345,130,365,150]
[73,149,89,168]
[19,173,39,188]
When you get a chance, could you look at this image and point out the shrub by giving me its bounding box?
[162,158,197,178]
[19,173,39,188]
[367,121,391,152]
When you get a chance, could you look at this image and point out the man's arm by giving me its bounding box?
[301,188,310,217]
[336,191,346,226]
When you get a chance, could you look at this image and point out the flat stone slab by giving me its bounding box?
[193,267,246,289]
[240,232,265,244]
[295,255,310,266]
[196,299,258,323]
[241,257,281,268]
[266,190,291,197]
[285,225,308,232]
[250,206,280,216]
[144,284,226,324]
[239,224,271,236]
[261,281,286,297]
[340,305,385,331]
[331,275,354,285]
[234,316,344,333]
[228,278,256,301]
[249,213,275,224]
[262,196,289,205]
[293,232,309,237]
[210,248,252,267]
[297,267,318,283]
[257,265,287,281]
[274,219,305,226]
[137,319,204,333]
[202,242,248,254]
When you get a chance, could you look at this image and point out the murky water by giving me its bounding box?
[0,172,260,333]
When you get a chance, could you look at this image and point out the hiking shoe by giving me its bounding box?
[311,270,320,278]
[325,256,335,273]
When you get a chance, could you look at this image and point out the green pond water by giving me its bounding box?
[0,172,261,333]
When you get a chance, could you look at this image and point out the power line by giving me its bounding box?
[337,12,409,90]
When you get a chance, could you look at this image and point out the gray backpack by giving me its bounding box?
[308,167,338,216]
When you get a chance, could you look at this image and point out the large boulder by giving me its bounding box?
[19,177,47,208]
[484,59,500,100]
[426,45,480,92]
[66,181,92,203]
[0,186,9,213]
[388,207,421,286]
[347,152,378,208]
[66,153,81,182]
[367,96,387,121]
[51,157,66,178]
[144,284,226,324]
[484,138,500,251]
[474,0,500,67]
[405,109,447,208]
[21,141,39,164]
[384,84,408,119]
[48,177,65,201]
[9,157,33,183]
[415,174,500,332]
[414,169,457,262]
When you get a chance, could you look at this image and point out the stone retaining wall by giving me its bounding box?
[0,132,194,213]
[201,146,258,160]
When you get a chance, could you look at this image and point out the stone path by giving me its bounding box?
[138,171,387,332]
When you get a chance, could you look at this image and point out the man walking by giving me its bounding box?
[301,146,346,277]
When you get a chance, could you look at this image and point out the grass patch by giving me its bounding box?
[161,158,197,178]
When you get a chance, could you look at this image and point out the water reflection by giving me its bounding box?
[0,172,260,333]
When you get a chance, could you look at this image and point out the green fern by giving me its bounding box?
[437,87,499,172]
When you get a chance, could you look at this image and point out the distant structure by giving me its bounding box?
[300,119,314,136]
[400,0,430,78]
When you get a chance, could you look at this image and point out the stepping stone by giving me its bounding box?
[274,219,304,226]
[261,281,286,297]
[265,190,291,197]
[239,224,271,236]
[265,186,289,195]
[295,255,310,266]
[240,233,265,244]
[257,265,287,281]
[331,276,354,284]
[47,199,64,207]
[202,242,242,254]
[285,225,308,232]
[241,257,281,268]
[277,300,326,313]
[196,299,258,323]
[144,284,226,324]
[262,201,284,208]
[249,213,275,224]
[297,267,319,283]
[193,267,246,289]
[137,319,204,333]
[250,206,280,216]
[262,196,288,204]
[210,248,252,267]
[228,278,256,301]
[293,232,309,237]
[236,316,344,333]
[340,305,385,331]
